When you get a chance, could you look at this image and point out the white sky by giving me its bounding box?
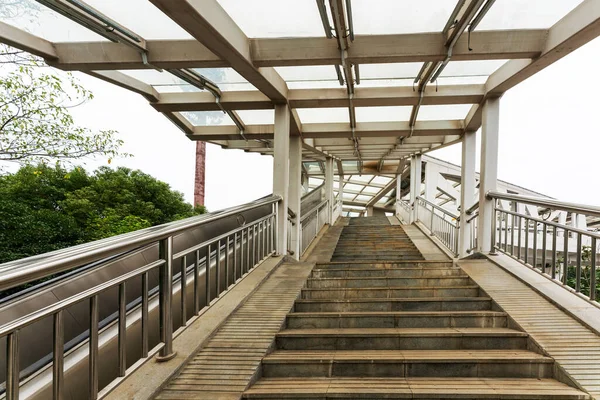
[2,1,599,211]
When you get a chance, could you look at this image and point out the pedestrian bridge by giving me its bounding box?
[1,0,600,398]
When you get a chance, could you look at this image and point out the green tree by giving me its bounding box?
[0,164,205,263]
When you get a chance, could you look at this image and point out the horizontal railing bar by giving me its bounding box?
[465,202,480,215]
[417,196,459,219]
[488,191,600,218]
[0,196,281,291]
[497,208,600,239]
[0,259,165,337]
[173,213,274,260]
[300,200,329,223]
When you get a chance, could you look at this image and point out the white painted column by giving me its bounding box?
[288,136,302,259]
[411,154,422,223]
[325,157,335,224]
[458,130,476,257]
[395,175,402,217]
[273,105,290,256]
[409,156,416,223]
[424,161,439,202]
[477,97,500,253]
[366,206,374,217]
[338,173,344,217]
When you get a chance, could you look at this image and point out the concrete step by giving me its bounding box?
[306,276,473,288]
[331,255,424,262]
[243,377,590,399]
[301,286,481,300]
[261,350,554,379]
[294,297,493,312]
[286,311,508,329]
[316,261,453,269]
[311,267,466,278]
[275,328,528,350]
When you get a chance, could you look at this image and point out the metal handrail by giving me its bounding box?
[465,202,480,215]
[488,191,600,218]
[0,195,281,292]
[302,183,324,200]
[300,199,329,223]
[416,196,459,220]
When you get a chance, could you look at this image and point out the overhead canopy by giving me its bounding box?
[1,0,598,173]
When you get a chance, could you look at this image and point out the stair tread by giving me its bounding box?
[244,378,589,398]
[277,328,527,337]
[296,297,491,303]
[307,276,469,281]
[304,285,478,290]
[263,349,553,363]
[288,311,507,317]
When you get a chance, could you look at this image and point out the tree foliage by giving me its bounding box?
[0,44,128,165]
[0,164,206,263]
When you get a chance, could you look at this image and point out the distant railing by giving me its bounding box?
[0,196,281,399]
[467,211,479,254]
[416,196,459,255]
[300,200,329,255]
[397,199,412,224]
[488,191,599,305]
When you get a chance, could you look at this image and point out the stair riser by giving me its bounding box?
[331,256,424,261]
[286,315,508,329]
[276,336,528,351]
[306,278,472,288]
[311,269,466,278]
[302,288,480,299]
[317,262,453,269]
[262,361,553,379]
[294,300,493,312]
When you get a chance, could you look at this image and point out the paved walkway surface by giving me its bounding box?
[460,259,600,399]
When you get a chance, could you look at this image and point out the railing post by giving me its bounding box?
[157,236,176,362]
[489,201,497,255]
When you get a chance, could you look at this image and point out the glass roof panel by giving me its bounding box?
[358,79,414,88]
[358,63,423,80]
[356,195,371,202]
[182,111,235,126]
[342,192,355,200]
[82,0,193,39]
[342,161,359,172]
[351,175,371,183]
[345,183,362,192]
[475,0,583,30]
[275,66,338,83]
[353,0,456,34]
[372,176,393,185]
[362,186,380,194]
[217,0,326,37]
[236,110,274,125]
[439,60,508,78]
[193,68,257,91]
[0,0,106,42]
[417,104,472,121]
[304,162,322,173]
[356,106,412,122]
[297,108,350,124]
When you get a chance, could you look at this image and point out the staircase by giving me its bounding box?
[244,218,589,399]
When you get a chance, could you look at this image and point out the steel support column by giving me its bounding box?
[424,161,439,202]
[273,104,290,255]
[395,174,403,217]
[288,136,302,259]
[477,97,500,253]
[459,130,477,257]
[410,154,422,223]
[325,157,335,225]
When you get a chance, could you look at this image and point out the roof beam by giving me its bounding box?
[86,71,159,102]
[152,85,484,112]
[465,0,600,132]
[366,178,397,207]
[187,120,463,140]
[0,21,57,60]
[148,0,288,103]
[46,30,546,70]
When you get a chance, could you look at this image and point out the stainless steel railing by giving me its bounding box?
[300,200,329,255]
[397,199,412,224]
[416,196,459,256]
[0,195,281,399]
[488,191,599,304]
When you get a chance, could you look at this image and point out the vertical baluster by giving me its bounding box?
[89,295,99,399]
[240,230,245,277]
[216,240,221,296]
[552,226,557,279]
[503,212,508,251]
[591,237,597,301]
[53,311,64,400]
[576,233,582,293]
[257,222,262,260]
[263,220,267,257]
[205,244,212,306]
[542,223,547,274]
[510,212,515,255]
[6,331,19,400]
[233,233,238,282]
[253,225,257,268]
[225,236,231,288]
[194,251,200,315]
[246,227,251,274]
[141,272,149,357]
[524,218,529,265]
[563,228,569,284]
[181,256,187,325]
[532,222,538,268]
[157,237,175,361]
[118,282,127,376]
[517,216,522,260]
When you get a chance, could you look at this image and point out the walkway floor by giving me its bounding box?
[460,259,600,399]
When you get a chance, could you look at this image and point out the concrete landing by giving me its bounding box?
[402,225,450,261]
[460,259,600,399]
[153,262,314,400]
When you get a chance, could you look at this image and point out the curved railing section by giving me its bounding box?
[416,196,459,256]
[0,195,281,400]
[488,191,599,305]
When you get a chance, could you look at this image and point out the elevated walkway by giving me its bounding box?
[132,218,597,399]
